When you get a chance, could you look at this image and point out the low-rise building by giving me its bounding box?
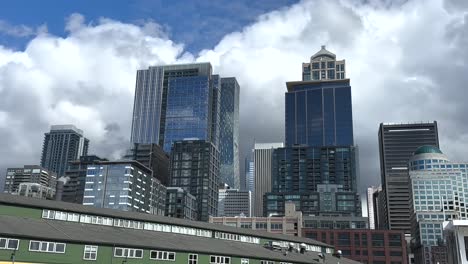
[17,182,55,199]
[0,194,361,264]
[4,165,56,195]
[303,215,369,230]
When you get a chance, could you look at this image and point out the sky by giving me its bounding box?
[1,0,468,210]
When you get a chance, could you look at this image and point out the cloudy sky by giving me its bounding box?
[0,0,467,204]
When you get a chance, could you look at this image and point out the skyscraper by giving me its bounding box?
[41,125,89,177]
[285,46,353,147]
[245,158,254,193]
[130,63,220,152]
[169,140,220,221]
[218,77,240,189]
[379,122,439,232]
[218,188,252,217]
[123,143,170,185]
[253,142,284,217]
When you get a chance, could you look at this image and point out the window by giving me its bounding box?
[189,254,198,264]
[29,241,66,253]
[210,255,230,264]
[0,238,19,250]
[241,259,249,264]
[83,245,98,260]
[114,247,143,258]
[150,250,176,261]
[261,261,275,264]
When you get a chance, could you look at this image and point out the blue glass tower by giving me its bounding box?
[285,46,353,147]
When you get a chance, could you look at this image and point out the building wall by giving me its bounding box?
[123,143,170,185]
[253,143,283,217]
[303,229,408,264]
[165,187,197,220]
[378,122,439,232]
[218,189,251,217]
[4,166,56,195]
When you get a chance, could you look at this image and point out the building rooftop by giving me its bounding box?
[311,45,336,61]
[0,215,358,264]
[0,194,330,248]
[50,124,84,135]
[414,145,443,155]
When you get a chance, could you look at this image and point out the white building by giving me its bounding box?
[218,188,252,217]
[444,220,468,264]
[367,185,381,229]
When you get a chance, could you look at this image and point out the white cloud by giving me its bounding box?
[0,0,468,194]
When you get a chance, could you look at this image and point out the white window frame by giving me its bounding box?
[188,253,198,264]
[210,255,231,264]
[150,250,176,261]
[0,237,19,250]
[241,259,249,264]
[113,247,143,259]
[83,245,98,260]
[29,241,66,254]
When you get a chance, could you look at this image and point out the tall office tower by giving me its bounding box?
[408,146,467,264]
[123,143,170,185]
[285,46,352,147]
[379,122,439,232]
[218,188,252,217]
[218,77,240,189]
[130,63,221,152]
[245,158,254,193]
[253,142,284,217]
[367,186,382,229]
[169,140,220,221]
[41,125,89,176]
[58,155,108,204]
[264,145,361,216]
[4,165,57,195]
[165,187,197,220]
[82,160,166,215]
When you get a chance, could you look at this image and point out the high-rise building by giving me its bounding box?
[218,77,240,189]
[367,185,382,230]
[408,146,468,264]
[130,63,221,152]
[123,143,170,185]
[4,165,57,195]
[285,46,353,147]
[253,142,284,217]
[58,155,108,204]
[379,122,439,232]
[41,125,89,176]
[245,158,254,193]
[169,140,220,221]
[165,187,197,220]
[218,188,252,217]
[82,160,166,215]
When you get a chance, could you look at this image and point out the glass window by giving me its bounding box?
[0,238,5,248]
[241,259,249,264]
[7,239,19,250]
[150,250,176,260]
[210,255,231,264]
[189,254,198,264]
[83,245,98,260]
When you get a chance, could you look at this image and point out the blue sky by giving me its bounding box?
[0,0,298,53]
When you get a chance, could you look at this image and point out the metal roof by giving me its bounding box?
[0,194,330,248]
[0,215,359,264]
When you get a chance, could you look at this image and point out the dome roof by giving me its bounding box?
[311,45,336,60]
[414,145,443,155]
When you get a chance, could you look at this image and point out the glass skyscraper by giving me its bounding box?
[285,46,353,147]
[130,63,220,153]
[218,77,240,189]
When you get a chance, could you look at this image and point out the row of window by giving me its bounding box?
[42,209,326,253]
[0,237,19,250]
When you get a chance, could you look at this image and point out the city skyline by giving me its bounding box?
[0,0,468,200]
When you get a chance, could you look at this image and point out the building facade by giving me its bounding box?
[218,77,240,189]
[218,188,252,217]
[368,186,382,230]
[302,229,408,264]
[285,46,352,147]
[40,125,89,176]
[0,194,353,264]
[246,158,254,193]
[378,122,439,232]
[130,63,222,153]
[303,215,369,230]
[169,140,220,221]
[444,220,468,264]
[82,160,166,215]
[165,187,197,220]
[265,145,361,216]
[4,165,57,195]
[17,182,55,199]
[408,146,468,264]
[57,155,107,204]
[253,142,284,217]
[123,143,170,185]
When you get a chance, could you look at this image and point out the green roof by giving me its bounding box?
[414,145,443,155]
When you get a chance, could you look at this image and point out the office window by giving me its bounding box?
[150,250,176,261]
[29,241,66,253]
[189,254,198,264]
[83,245,98,260]
[210,255,230,264]
[114,247,143,258]
[0,238,19,250]
[372,233,384,247]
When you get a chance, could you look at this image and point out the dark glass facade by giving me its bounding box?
[378,122,439,232]
[219,77,240,189]
[285,80,353,147]
[169,140,220,221]
[123,143,169,185]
